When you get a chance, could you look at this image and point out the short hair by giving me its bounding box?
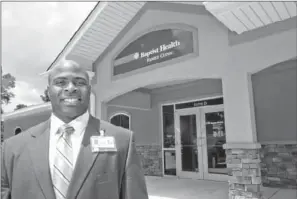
[46,59,90,84]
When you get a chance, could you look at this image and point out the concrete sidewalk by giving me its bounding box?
[146,176,297,199]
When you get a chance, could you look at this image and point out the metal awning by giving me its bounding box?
[47,1,297,72]
[203,1,297,34]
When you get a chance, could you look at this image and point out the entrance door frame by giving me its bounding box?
[160,95,224,178]
[199,105,230,182]
[174,104,229,181]
[175,107,204,179]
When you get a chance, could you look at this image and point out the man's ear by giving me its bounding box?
[46,86,51,99]
[88,84,92,93]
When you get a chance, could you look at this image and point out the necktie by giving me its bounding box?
[52,124,75,199]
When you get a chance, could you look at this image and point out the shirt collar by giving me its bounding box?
[50,110,90,136]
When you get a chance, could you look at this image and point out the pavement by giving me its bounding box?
[146,176,297,199]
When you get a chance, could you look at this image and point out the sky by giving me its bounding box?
[2,2,97,113]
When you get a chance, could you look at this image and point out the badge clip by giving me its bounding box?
[99,129,105,137]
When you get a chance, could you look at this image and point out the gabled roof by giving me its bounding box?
[47,2,146,72]
[46,2,297,72]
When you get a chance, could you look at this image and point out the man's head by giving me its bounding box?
[47,60,91,123]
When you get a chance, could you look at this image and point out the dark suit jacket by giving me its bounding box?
[1,115,149,199]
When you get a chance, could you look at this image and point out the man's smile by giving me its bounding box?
[61,98,81,105]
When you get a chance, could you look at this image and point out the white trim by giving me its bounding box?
[109,111,131,130]
[260,141,297,145]
[107,104,151,111]
[159,102,165,176]
[223,142,261,149]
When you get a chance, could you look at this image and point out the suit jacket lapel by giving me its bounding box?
[66,116,101,199]
[28,120,56,199]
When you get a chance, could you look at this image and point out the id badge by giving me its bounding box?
[90,135,117,153]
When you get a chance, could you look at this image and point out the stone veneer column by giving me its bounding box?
[222,72,263,199]
[224,143,263,199]
[136,144,162,176]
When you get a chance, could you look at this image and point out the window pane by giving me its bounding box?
[205,111,227,175]
[121,115,130,129]
[180,115,198,172]
[164,150,176,175]
[111,115,121,127]
[110,114,130,130]
[162,105,175,148]
[163,105,174,114]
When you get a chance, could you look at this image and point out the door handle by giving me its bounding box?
[197,138,202,147]
[197,137,205,147]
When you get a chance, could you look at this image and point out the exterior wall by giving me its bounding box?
[94,8,230,104]
[107,106,157,145]
[93,7,296,104]
[252,59,297,189]
[229,16,297,46]
[3,110,51,140]
[93,3,296,192]
[106,79,222,176]
[108,91,151,110]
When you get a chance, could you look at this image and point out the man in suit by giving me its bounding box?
[1,60,149,199]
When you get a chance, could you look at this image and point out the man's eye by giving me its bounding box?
[54,80,66,85]
[76,80,87,86]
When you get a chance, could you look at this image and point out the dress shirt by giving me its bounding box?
[49,111,90,177]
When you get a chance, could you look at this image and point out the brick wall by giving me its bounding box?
[260,144,297,189]
[226,148,263,199]
[136,144,163,176]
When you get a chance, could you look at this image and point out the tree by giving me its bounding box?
[1,67,16,113]
[40,88,50,102]
[14,104,28,110]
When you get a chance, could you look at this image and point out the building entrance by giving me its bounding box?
[175,105,229,181]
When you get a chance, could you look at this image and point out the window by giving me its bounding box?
[162,105,176,176]
[14,127,22,135]
[109,113,130,130]
[162,105,175,148]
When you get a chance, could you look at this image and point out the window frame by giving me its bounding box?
[109,112,131,130]
[14,126,22,135]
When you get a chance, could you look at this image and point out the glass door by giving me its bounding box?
[175,108,203,179]
[200,105,229,181]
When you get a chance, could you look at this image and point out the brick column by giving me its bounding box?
[225,144,263,199]
[222,72,263,199]
[136,144,162,176]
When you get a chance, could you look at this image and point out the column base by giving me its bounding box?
[261,143,297,189]
[224,142,264,199]
[136,144,162,176]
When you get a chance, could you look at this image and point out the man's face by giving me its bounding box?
[48,67,91,121]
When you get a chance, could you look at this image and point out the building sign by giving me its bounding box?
[175,97,223,110]
[113,28,195,76]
